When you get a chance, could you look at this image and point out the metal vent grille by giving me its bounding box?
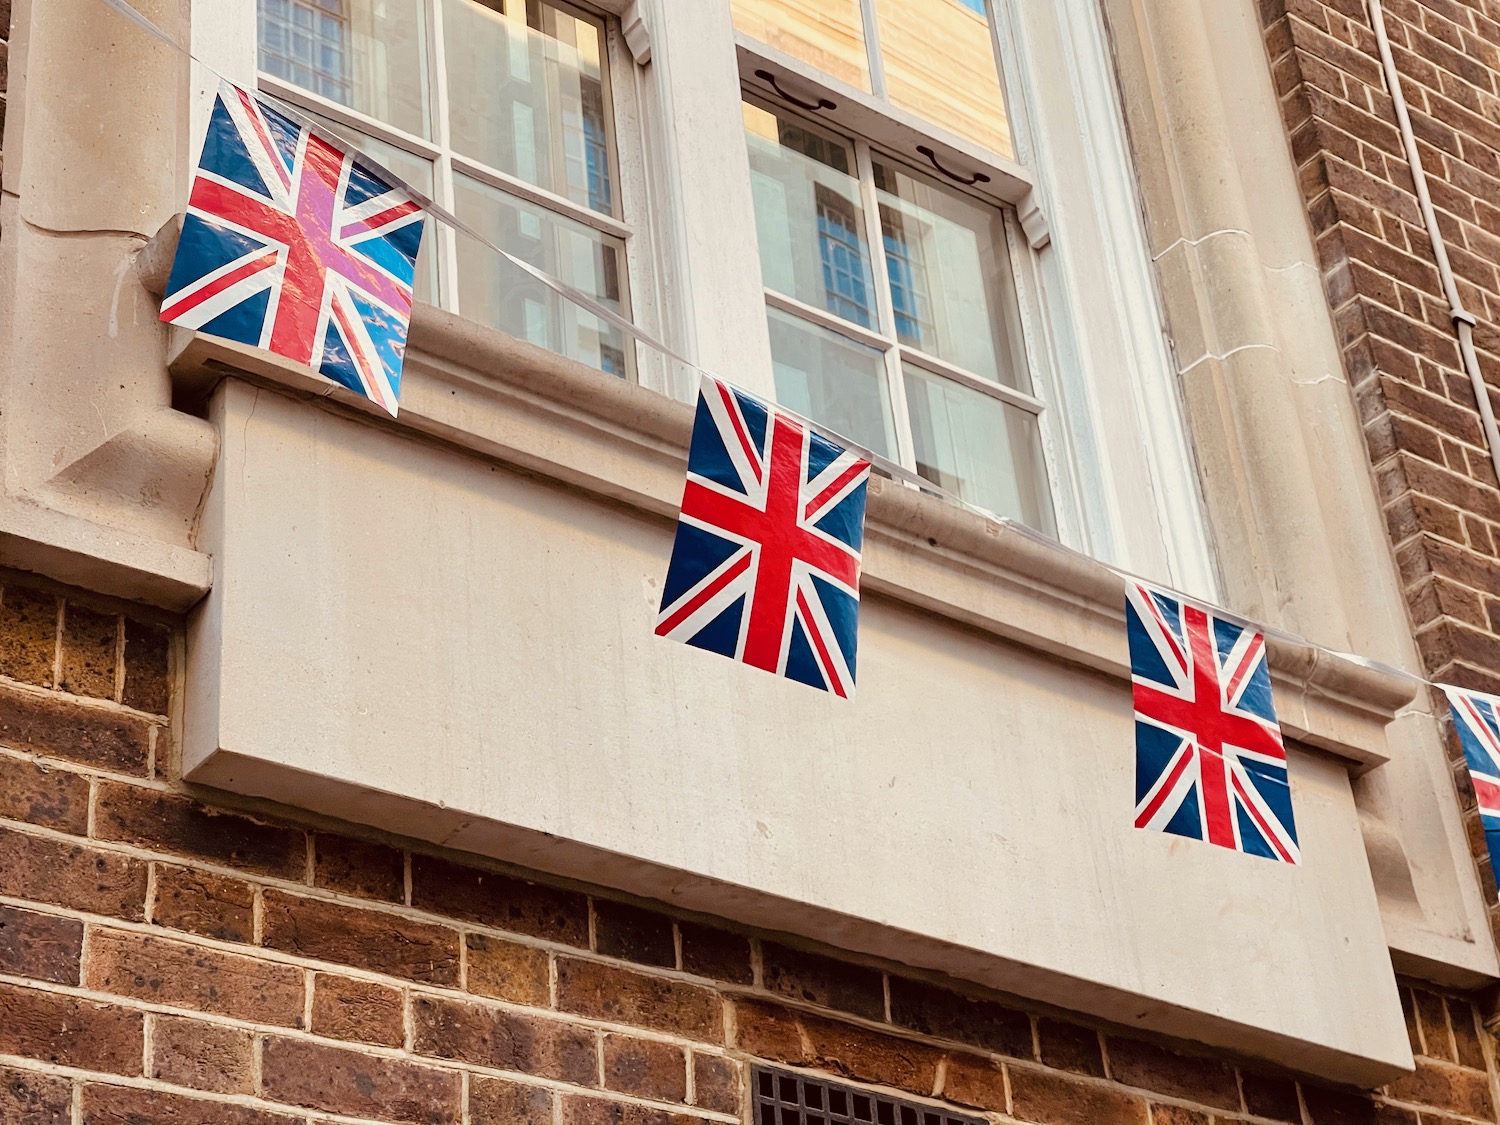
[752,1067,985,1125]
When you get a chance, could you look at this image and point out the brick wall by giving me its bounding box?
[1256,0,1500,908]
[0,570,1491,1123]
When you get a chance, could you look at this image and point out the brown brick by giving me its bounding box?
[58,603,119,699]
[558,956,723,1041]
[1241,1071,1303,1121]
[731,997,807,1063]
[314,832,405,902]
[121,617,170,714]
[0,826,147,918]
[0,683,148,773]
[410,853,589,944]
[1302,1084,1384,1125]
[1446,996,1487,1069]
[152,863,255,942]
[471,1076,554,1125]
[151,1013,254,1093]
[563,1098,710,1125]
[466,932,551,1005]
[1385,1059,1495,1117]
[0,980,142,1073]
[941,1052,1007,1110]
[796,1005,944,1096]
[0,752,90,833]
[0,1063,71,1124]
[311,971,405,1046]
[82,1083,299,1125]
[1150,1107,1211,1125]
[0,585,58,688]
[1037,1017,1102,1077]
[595,899,676,967]
[888,976,1033,1057]
[763,942,885,1021]
[604,1033,687,1101]
[86,929,304,1025]
[692,1053,741,1115]
[260,1036,460,1124]
[1104,1035,1240,1110]
[679,922,753,985]
[260,889,461,985]
[1009,1066,1148,1125]
[1412,987,1457,1060]
[0,903,81,984]
[94,783,306,878]
[412,993,597,1084]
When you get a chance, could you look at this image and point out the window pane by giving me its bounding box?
[904,365,1053,532]
[769,307,895,458]
[874,160,1027,392]
[298,111,440,306]
[258,0,430,139]
[744,103,875,331]
[731,0,871,92]
[874,0,1011,159]
[454,174,629,377]
[445,0,615,215]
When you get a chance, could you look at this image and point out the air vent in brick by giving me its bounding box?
[753,1067,983,1125]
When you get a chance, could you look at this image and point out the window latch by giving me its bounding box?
[754,69,836,113]
[916,145,991,187]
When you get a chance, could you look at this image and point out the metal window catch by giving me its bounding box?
[755,69,836,112]
[916,145,991,186]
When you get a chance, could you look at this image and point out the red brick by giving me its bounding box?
[471,1076,554,1125]
[888,976,1033,1057]
[0,752,90,833]
[730,997,806,1063]
[86,929,304,1025]
[563,1098,711,1125]
[412,993,598,1085]
[94,783,306,878]
[604,1033,687,1101]
[1009,1066,1148,1125]
[1446,996,1487,1069]
[1385,1059,1495,1117]
[0,826,147,918]
[82,1083,300,1125]
[314,832,405,902]
[1103,1035,1240,1110]
[0,683,148,773]
[692,1053,740,1115]
[558,956,723,1042]
[152,863,255,943]
[151,1013,255,1093]
[1241,1071,1303,1121]
[466,931,551,1005]
[1037,1017,1102,1077]
[763,942,885,1021]
[1302,1084,1387,1125]
[678,922,753,985]
[410,853,589,945]
[260,1036,460,1124]
[0,1063,71,1124]
[58,603,119,699]
[594,899,676,967]
[0,903,81,984]
[260,889,460,985]
[0,980,142,1073]
[311,971,405,1046]
[1150,1107,1212,1125]
[0,585,58,687]
[1412,987,1457,1060]
[941,1052,1007,1110]
[121,617,170,715]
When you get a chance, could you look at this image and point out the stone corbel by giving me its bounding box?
[622,1,651,65]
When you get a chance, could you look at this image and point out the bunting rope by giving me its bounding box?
[94,0,1459,706]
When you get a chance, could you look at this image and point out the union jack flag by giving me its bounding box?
[655,379,871,697]
[1127,583,1299,863]
[1442,685,1500,891]
[160,82,425,416]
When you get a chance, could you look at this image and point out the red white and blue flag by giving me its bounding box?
[655,379,871,697]
[1127,583,1299,863]
[1442,685,1500,889]
[160,82,425,417]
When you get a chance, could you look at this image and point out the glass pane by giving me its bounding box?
[454,173,629,377]
[903,365,1053,532]
[874,160,1027,391]
[730,0,871,92]
[298,112,440,306]
[874,0,1012,159]
[258,0,430,139]
[769,307,895,458]
[445,0,615,215]
[744,103,876,331]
